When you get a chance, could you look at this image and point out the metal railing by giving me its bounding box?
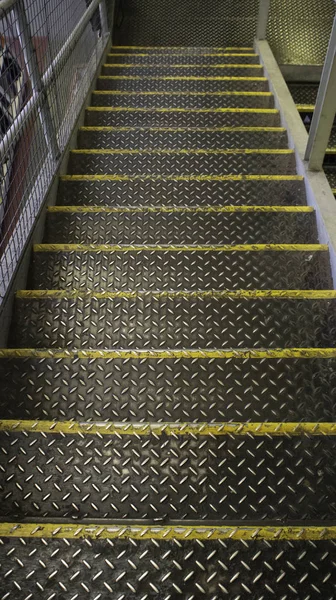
[0,0,110,304]
[256,0,336,172]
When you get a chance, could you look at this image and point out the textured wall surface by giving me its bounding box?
[113,0,334,65]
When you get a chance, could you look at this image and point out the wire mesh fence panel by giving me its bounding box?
[0,0,109,303]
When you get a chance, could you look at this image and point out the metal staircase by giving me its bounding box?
[0,46,336,598]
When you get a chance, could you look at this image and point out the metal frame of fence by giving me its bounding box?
[256,0,336,172]
[0,0,110,304]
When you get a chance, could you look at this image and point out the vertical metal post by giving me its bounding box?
[14,0,60,160]
[256,0,271,40]
[305,14,336,171]
[99,0,109,36]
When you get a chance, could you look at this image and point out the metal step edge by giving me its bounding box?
[107,53,260,58]
[78,126,286,134]
[59,174,304,182]
[98,75,268,81]
[70,148,292,156]
[92,90,271,95]
[33,243,327,253]
[101,63,263,69]
[86,106,278,113]
[110,47,256,51]
[1,521,335,540]
[47,206,313,214]
[14,289,335,300]
[0,419,335,436]
[1,348,336,359]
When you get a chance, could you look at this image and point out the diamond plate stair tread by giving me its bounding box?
[67,150,295,176]
[288,83,319,106]
[106,53,261,64]
[2,538,335,599]
[57,177,306,207]
[327,129,336,148]
[85,109,280,127]
[78,128,287,150]
[44,211,316,245]
[10,296,336,350]
[30,249,332,291]
[101,65,264,77]
[0,430,335,520]
[97,77,269,92]
[90,92,274,109]
[324,169,336,189]
[1,354,336,422]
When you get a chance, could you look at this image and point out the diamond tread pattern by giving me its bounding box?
[1,538,335,599]
[30,249,332,291]
[90,92,274,108]
[57,178,306,206]
[67,150,295,176]
[78,128,287,150]
[85,109,280,127]
[1,43,336,597]
[1,355,336,422]
[97,77,269,92]
[106,53,261,64]
[101,64,264,77]
[44,211,316,245]
[1,431,335,520]
[10,296,336,350]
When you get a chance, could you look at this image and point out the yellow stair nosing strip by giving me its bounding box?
[15,289,336,300]
[332,188,336,194]
[107,53,260,58]
[1,348,336,360]
[47,205,312,214]
[86,106,278,113]
[32,243,327,253]
[70,148,293,156]
[59,175,304,182]
[297,104,315,111]
[0,420,335,437]
[79,126,286,132]
[111,46,256,50]
[98,75,267,81]
[92,90,272,96]
[103,63,263,68]
[1,522,335,540]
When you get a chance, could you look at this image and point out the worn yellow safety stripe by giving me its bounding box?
[297,104,315,111]
[103,63,263,69]
[47,205,312,214]
[1,522,335,540]
[87,106,277,113]
[1,348,336,360]
[15,289,335,300]
[98,75,267,81]
[60,174,303,182]
[332,188,336,194]
[71,148,292,156]
[0,420,335,436]
[325,148,336,154]
[107,53,259,58]
[33,243,327,253]
[111,46,255,50]
[80,126,285,132]
[92,90,271,96]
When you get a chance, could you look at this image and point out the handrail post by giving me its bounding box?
[305,14,336,171]
[99,0,109,36]
[14,0,60,161]
[256,0,271,40]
